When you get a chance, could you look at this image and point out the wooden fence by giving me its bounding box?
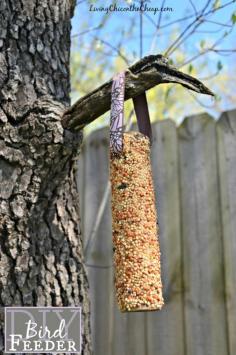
[77,110,236,355]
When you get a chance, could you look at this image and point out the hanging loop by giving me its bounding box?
[133,93,152,143]
[110,71,152,155]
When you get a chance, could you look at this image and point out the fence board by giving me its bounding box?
[79,128,113,355]
[178,113,228,355]
[217,109,236,355]
[146,119,184,355]
[111,305,128,355]
[126,313,147,355]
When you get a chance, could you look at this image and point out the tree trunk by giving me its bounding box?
[0,1,91,354]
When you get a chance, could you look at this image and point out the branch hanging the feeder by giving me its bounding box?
[62,54,214,131]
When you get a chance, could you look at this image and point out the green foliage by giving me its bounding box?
[200,40,205,49]
[232,12,236,24]
[217,61,223,71]
[188,64,194,74]
[213,0,221,10]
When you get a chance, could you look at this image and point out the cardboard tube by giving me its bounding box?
[110,132,164,312]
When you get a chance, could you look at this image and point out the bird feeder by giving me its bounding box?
[110,72,164,312]
[63,54,214,312]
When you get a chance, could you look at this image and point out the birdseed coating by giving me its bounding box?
[110,132,164,312]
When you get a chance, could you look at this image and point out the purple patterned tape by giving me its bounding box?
[110,72,125,155]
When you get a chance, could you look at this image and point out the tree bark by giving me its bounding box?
[0,1,91,354]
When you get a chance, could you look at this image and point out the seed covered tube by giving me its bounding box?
[110,131,164,312]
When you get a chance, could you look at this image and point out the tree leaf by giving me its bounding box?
[200,39,205,49]
[188,64,194,73]
[217,61,223,71]
[231,12,236,24]
[214,94,221,102]
[164,87,172,100]
[213,0,221,9]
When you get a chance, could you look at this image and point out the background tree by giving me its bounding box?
[0,1,91,354]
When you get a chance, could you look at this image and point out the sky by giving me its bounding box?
[72,0,235,58]
[71,0,236,123]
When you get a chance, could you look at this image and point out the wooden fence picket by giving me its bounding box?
[178,113,228,355]
[217,109,236,355]
[146,119,184,355]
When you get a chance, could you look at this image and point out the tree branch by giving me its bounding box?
[62,54,214,131]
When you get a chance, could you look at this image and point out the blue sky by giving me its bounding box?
[72,0,235,60]
[71,0,236,122]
